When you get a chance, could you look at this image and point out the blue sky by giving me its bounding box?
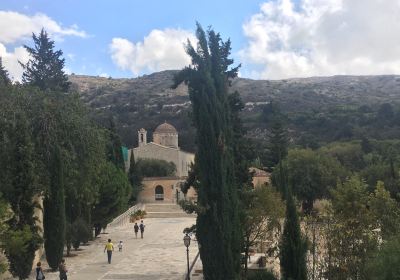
[1,0,399,80]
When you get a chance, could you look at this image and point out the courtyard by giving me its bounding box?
[38,217,198,280]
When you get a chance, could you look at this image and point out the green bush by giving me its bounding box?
[130,210,147,221]
[365,235,400,280]
[247,269,277,280]
[3,225,42,279]
[72,218,92,250]
[135,159,176,177]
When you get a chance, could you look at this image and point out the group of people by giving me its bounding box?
[103,220,146,264]
[35,220,146,279]
[134,220,146,239]
[35,259,67,280]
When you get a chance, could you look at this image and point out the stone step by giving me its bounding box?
[143,203,195,218]
[145,211,195,218]
[144,203,183,213]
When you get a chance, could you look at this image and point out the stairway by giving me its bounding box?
[144,203,195,218]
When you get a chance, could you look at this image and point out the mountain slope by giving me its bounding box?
[69,71,400,151]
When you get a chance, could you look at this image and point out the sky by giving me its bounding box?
[1,0,400,81]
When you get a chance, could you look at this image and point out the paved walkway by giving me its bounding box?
[40,218,197,280]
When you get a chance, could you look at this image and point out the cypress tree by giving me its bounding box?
[174,24,241,279]
[128,150,142,202]
[280,187,307,280]
[265,111,289,169]
[43,146,66,270]
[21,29,70,91]
[2,112,42,279]
[107,118,125,170]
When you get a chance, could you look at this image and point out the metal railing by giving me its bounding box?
[186,251,200,279]
[108,203,144,228]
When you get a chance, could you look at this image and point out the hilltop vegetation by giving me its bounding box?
[70,71,400,151]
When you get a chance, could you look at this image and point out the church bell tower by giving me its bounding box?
[138,128,147,147]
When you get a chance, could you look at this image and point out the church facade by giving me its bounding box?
[128,122,196,202]
[127,122,270,203]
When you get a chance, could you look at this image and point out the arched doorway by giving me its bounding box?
[155,185,164,201]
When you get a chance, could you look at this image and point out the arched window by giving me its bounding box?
[155,185,164,201]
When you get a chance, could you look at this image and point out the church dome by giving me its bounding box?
[154,122,177,134]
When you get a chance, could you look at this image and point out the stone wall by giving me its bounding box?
[138,177,197,203]
[153,132,178,148]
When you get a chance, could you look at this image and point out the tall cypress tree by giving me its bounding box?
[174,24,241,279]
[2,112,42,279]
[107,117,125,170]
[21,29,70,91]
[128,150,142,202]
[280,187,307,280]
[43,146,66,270]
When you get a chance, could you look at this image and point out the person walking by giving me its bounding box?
[59,259,68,280]
[134,222,139,238]
[36,262,45,280]
[104,238,114,264]
[139,220,145,239]
[118,240,123,252]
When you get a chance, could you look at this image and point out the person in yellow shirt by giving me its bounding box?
[104,239,114,264]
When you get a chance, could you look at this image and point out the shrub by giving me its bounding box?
[247,269,277,280]
[71,218,91,250]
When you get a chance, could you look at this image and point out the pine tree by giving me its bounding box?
[21,29,70,91]
[280,187,307,280]
[174,24,241,279]
[43,146,66,270]
[0,57,10,86]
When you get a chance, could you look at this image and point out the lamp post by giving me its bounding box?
[183,233,191,280]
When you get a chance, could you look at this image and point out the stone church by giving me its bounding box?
[128,122,196,203]
[127,122,269,203]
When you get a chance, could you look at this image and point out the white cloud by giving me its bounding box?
[110,28,196,76]
[0,11,87,44]
[240,0,400,79]
[99,73,110,78]
[0,43,30,81]
[0,11,87,81]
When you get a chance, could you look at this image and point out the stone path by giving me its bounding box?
[40,217,198,280]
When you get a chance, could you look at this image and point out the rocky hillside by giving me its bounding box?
[69,71,400,151]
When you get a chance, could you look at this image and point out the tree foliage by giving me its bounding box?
[326,177,381,280]
[127,150,143,202]
[134,158,176,177]
[43,146,66,270]
[21,29,70,91]
[0,57,10,86]
[280,188,308,280]
[365,235,400,280]
[174,23,241,279]
[0,112,42,279]
[92,162,131,236]
[0,30,132,275]
[242,185,285,274]
[272,148,347,213]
